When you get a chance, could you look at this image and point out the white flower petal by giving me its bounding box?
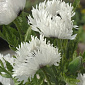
[0,0,26,25]
[13,35,61,83]
[0,53,14,85]
[0,53,14,67]
[28,0,78,40]
[0,75,13,85]
[77,73,85,85]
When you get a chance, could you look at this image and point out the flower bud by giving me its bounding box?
[68,56,82,73]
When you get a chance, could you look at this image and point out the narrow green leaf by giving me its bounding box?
[0,66,12,78]
[13,11,29,42]
[0,60,4,68]
[73,0,80,11]
[41,66,58,85]
[63,73,80,85]
[25,26,32,42]
[5,60,13,72]
[13,78,21,85]
[82,52,85,58]
[0,25,20,50]
[0,73,11,78]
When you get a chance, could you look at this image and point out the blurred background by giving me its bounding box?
[0,0,85,55]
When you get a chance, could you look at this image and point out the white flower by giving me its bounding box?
[13,35,61,83]
[0,54,14,85]
[0,75,13,85]
[77,73,85,85]
[0,0,26,25]
[28,0,78,40]
[0,53,14,66]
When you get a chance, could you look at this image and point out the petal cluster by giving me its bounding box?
[0,53,14,67]
[0,54,14,85]
[0,0,26,25]
[77,74,85,85]
[0,75,13,85]
[13,35,61,83]
[28,0,78,40]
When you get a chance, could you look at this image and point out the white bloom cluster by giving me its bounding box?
[77,74,85,85]
[28,0,78,40]
[0,54,14,85]
[13,35,61,83]
[0,54,14,67]
[0,0,26,25]
[0,75,13,85]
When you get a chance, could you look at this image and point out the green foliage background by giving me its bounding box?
[0,0,85,85]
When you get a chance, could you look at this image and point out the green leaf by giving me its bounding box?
[0,60,4,68]
[0,73,11,78]
[66,78,79,85]
[13,11,30,42]
[20,12,29,34]
[25,26,32,42]
[41,66,58,85]
[73,0,80,11]
[62,73,80,85]
[82,52,85,63]
[82,52,85,58]
[0,25,20,50]
[13,78,21,85]
[0,66,12,78]
[4,60,13,72]
[73,51,77,59]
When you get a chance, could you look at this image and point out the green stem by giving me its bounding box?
[59,39,64,65]
[14,20,23,42]
[66,40,70,59]
[52,65,57,76]
[51,65,58,84]
[41,67,51,85]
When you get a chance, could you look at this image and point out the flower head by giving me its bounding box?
[0,53,14,66]
[13,35,61,83]
[0,54,14,85]
[77,74,85,85]
[0,75,13,85]
[28,0,78,40]
[0,0,26,25]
